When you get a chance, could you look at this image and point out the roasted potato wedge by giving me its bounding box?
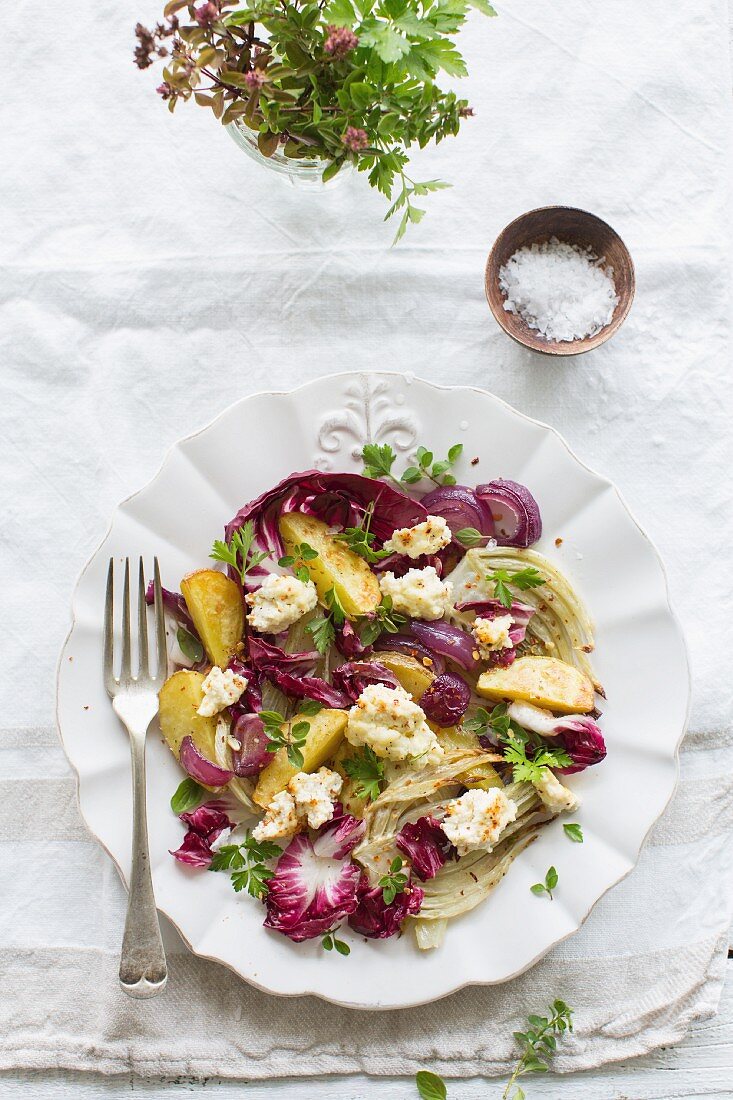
[278,513,380,618]
[477,656,594,714]
[253,708,348,808]
[180,569,244,667]
[369,651,436,701]
[158,670,221,787]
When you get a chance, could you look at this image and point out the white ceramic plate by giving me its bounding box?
[57,372,690,1009]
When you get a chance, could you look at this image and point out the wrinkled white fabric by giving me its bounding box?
[1,0,732,1081]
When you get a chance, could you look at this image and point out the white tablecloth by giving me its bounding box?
[1,0,732,1081]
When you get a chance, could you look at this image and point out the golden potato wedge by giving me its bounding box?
[369,651,435,701]
[180,569,244,667]
[253,708,348,808]
[158,670,221,788]
[278,512,380,618]
[477,656,594,714]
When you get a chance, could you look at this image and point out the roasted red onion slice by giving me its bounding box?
[179,736,234,786]
[476,480,542,547]
[420,484,495,540]
[409,620,479,671]
[373,633,446,675]
[230,713,270,777]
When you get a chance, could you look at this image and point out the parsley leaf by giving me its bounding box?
[501,733,572,784]
[361,442,398,481]
[563,823,584,843]
[486,567,545,609]
[170,777,206,815]
[530,865,559,900]
[378,856,408,905]
[209,832,281,900]
[343,746,385,801]
[210,520,270,586]
[306,585,347,656]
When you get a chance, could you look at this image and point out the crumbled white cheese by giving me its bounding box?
[288,767,343,829]
[378,566,452,621]
[473,614,514,657]
[246,573,318,634]
[197,666,248,717]
[534,768,580,814]
[251,790,300,842]
[441,788,517,856]
[346,682,443,764]
[209,827,232,853]
[383,515,452,559]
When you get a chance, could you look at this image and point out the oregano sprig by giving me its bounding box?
[378,856,408,905]
[278,541,318,583]
[530,866,559,900]
[502,999,574,1099]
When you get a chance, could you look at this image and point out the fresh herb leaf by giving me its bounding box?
[176,625,204,663]
[501,733,572,784]
[334,502,392,563]
[357,594,408,646]
[378,855,408,905]
[260,710,311,769]
[501,999,573,1098]
[400,442,463,487]
[454,526,492,548]
[211,520,270,586]
[321,930,351,956]
[170,776,206,815]
[463,703,524,742]
[530,866,559,900]
[486,567,545,609]
[298,699,324,718]
[209,832,280,900]
[343,746,386,801]
[361,443,398,481]
[279,541,319,583]
[307,613,336,655]
[415,1070,447,1099]
[563,823,584,843]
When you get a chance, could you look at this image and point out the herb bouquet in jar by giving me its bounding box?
[134,0,496,240]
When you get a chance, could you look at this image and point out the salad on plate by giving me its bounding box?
[155,443,606,951]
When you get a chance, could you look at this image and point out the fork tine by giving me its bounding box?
[120,558,132,681]
[153,557,167,682]
[104,558,116,696]
[138,558,149,678]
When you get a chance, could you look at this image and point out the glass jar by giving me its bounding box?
[226,119,353,191]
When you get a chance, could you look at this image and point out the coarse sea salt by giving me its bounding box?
[499,236,619,343]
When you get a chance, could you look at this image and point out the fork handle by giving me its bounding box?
[119,730,168,998]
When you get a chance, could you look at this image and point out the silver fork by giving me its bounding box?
[104,556,168,998]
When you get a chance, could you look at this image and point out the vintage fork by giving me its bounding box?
[104,556,168,998]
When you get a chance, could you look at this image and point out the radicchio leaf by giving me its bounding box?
[348,872,424,938]
[506,703,606,774]
[264,810,365,941]
[331,660,400,703]
[225,470,427,580]
[335,620,370,659]
[170,799,233,868]
[396,816,455,881]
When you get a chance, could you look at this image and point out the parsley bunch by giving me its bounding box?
[500,733,572,785]
[135,0,498,242]
[343,745,385,800]
[486,566,545,610]
[209,832,281,899]
[307,586,347,654]
[334,502,391,564]
[210,520,269,585]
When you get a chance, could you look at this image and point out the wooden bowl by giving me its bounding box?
[485,206,635,357]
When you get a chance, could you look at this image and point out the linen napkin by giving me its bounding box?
[1,0,732,1080]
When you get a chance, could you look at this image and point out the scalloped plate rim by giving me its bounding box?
[55,370,691,1010]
